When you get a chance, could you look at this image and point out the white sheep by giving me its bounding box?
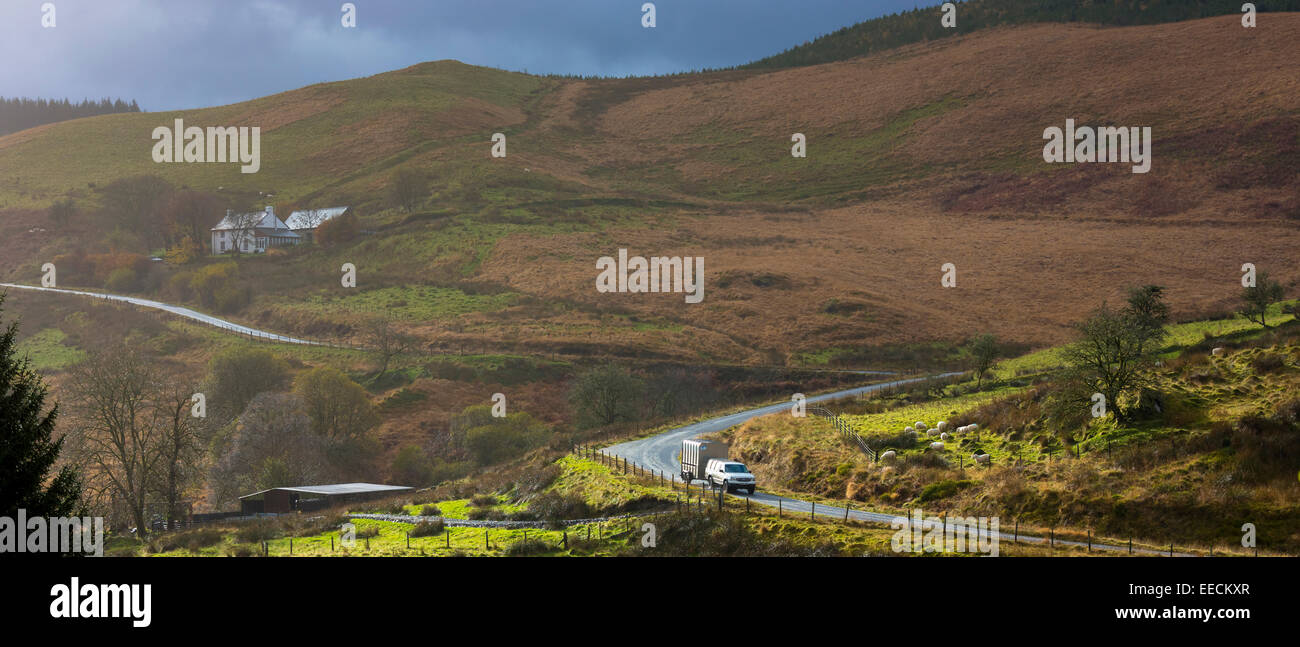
[904,426,915,434]
[966,423,978,433]
[929,441,945,450]
[940,432,950,440]
[1211,347,1225,357]
[936,421,948,432]
[880,450,897,460]
[914,421,928,431]
[927,427,940,436]
[974,454,991,464]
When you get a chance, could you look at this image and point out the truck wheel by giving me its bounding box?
[722,480,730,493]
[745,487,755,495]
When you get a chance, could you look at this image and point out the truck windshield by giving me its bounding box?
[724,464,749,473]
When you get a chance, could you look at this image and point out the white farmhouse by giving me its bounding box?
[285,206,350,243]
[210,206,299,254]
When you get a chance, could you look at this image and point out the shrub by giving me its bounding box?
[522,492,591,526]
[410,519,445,537]
[469,494,498,508]
[104,267,138,292]
[148,528,224,553]
[504,539,551,556]
[225,544,256,558]
[235,521,282,544]
[1251,352,1285,373]
[419,504,442,517]
[918,479,974,502]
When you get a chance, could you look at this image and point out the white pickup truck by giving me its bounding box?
[705,459,757,495]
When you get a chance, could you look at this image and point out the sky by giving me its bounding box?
[2,0,941,111]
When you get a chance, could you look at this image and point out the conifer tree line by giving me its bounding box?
[0,96,143,136]
[745,0,1300,70]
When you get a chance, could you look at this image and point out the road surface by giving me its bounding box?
[0,282,322,345]
[602,376,1190,556]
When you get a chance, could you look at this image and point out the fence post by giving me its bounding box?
[446,530,450,548]
[810,501,815,521]
[1087,530,1091,552]
[844,503,850,523]
[1013,520,1018,543]
[778,499,782,518]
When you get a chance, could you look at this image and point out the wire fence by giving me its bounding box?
[570,444,1272,558]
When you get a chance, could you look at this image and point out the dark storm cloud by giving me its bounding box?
[1,0,939,111]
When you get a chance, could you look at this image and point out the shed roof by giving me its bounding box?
[238,483,412,499]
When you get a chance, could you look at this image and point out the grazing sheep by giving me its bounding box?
[880,450,897,461]
[936,421,948,432]
[927,427,940,436]
[914,421,928,431]
[966,423,978,433]
[904,426,915,434]
[940,432,950,440]
[974,454,991,464]
[929,441,945,450]
[1212,347,1225,357]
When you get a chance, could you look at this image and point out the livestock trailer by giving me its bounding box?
[680,439,729,482]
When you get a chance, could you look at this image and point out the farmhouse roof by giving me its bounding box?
[238,483,412,499]
[285,206,350,230]
[211,207,292,232]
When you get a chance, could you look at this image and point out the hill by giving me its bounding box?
[743,0,1300,69]
[1,16,1298,365]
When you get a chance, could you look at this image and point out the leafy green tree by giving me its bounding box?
[1061,293,1167,424]
[293,367,378,442]
[1126,284,1169,337]
[0,295,82,517]
[1240,271,1285,328]
[965,333,999,389]
[204,347,290,424]
[462,410,550,465]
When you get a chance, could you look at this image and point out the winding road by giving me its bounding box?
[4,281,1188,555]
[603,377,1192,557]
[0,282,323,345]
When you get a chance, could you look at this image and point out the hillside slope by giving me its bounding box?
[2,16,1298,363]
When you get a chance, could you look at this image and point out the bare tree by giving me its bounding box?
[209,392,325,507]
[365,315,417,380]
[224,209,264,256]
[155,384,205,524]
[69,345,166,535]
[390,169,428,212]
